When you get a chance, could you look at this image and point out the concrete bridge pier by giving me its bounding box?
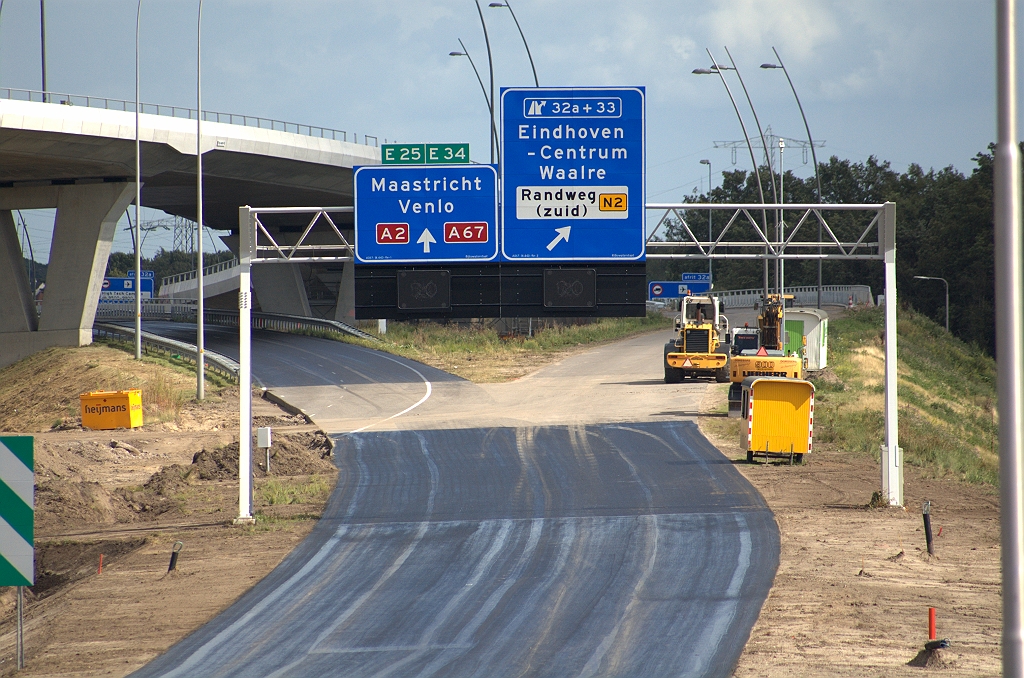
[0,182,135,368]
[252,264,312,317]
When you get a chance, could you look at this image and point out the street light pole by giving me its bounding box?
[450,40,498,161]
[39,0,46,101]
[134,0,142,360]
[700,159,712,276]
[694,48,771,297]
[913,275,949,332]
[488,1,538,87]
[762,47,824,308]
[195,0,205,400]
[474,0,496,165]
[995,0,1023,672]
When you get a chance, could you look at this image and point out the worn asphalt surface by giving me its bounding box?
[128,323,778,678]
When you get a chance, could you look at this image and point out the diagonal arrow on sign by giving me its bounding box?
[546,226,571,251]
[417,228,436,253]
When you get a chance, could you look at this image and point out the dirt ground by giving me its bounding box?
[0,336,1004,677]
[0,346,338,677]
[698,386,1002,677]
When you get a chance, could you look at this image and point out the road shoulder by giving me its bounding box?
[697,384,1000,676]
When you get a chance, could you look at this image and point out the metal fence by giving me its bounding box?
[161,258,238,288]
[0,87,382,147]
[714,284,875,309]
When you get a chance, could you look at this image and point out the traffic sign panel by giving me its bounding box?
[354,165,499,263]
[682,272,712,282]
[648,281,711,299]
[500,86,645,262]
[0,436,33,586]
[382,143,470,165]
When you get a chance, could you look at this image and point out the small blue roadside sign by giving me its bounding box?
[649,281,711,299]
[353,165,499,264]
[126,270,155,279]
[681,272,711,283]
[500,87,645,262]
[101,277,153,300]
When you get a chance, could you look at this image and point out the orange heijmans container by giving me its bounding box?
[80,389,143,430]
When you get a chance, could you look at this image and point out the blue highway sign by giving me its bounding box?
[649,281,711,299]
[500,87,645,262]
[101,277,153,299]
[354,165,499,264]
[681,272,711,283]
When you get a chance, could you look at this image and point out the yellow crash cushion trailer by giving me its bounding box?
[740,377,814,464]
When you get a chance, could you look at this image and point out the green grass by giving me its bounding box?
[808,306,998,485]
[293,312,673,382]
[258,475,333,505]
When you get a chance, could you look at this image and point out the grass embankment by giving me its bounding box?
[0,341,229,431]
[312,313,673,382]
[810,306,997,485]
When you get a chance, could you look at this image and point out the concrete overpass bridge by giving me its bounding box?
[0,89,380,367]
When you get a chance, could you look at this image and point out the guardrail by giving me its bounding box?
[203,309,380,343]
[161,258,238,288]
[93,302,379,343]
[0,87,382,147]
[92,322,240,382]
[713,284,875,309]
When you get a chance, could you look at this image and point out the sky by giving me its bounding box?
[0,0,1017,264]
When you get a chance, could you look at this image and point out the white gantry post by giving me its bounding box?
[235,205,254,523]
[881,201,902,506]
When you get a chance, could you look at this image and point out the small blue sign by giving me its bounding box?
[500,87,645,262]
[681,272,711,283]
[354,165,499,264]
[101,277,153,299]
[126,270,155,279]
[649,281,711,299]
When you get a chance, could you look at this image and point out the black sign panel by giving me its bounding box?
[356,263,645,320]
[397,270,450,310]
[543,269,596,308]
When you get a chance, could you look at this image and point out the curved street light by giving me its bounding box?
[450,41,499,161]
[762,47,824,308]
[913,275,949,332]
[694,48,772,295]
[488,1,539,87]
[474,0,496,164]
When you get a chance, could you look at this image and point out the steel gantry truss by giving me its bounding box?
[234,206,353,522]
[646,202,901,506]
[232,202,901,522]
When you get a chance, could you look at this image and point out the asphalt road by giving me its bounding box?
[128,323,779,678]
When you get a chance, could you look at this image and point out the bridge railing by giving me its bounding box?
[713,284,875,309]
[161,258,238,288]
[0,87,383,147]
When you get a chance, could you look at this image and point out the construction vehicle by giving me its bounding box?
[727,294,803,416]
[664,294,730,383]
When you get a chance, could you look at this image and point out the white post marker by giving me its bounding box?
[235,207,254,523]
[0,436,34,670]
[257,427,272,475]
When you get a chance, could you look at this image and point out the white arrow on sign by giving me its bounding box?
[546,226,571,251]
[417,228,436,253]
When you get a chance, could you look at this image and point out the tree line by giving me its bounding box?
[648,145,1017,355]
